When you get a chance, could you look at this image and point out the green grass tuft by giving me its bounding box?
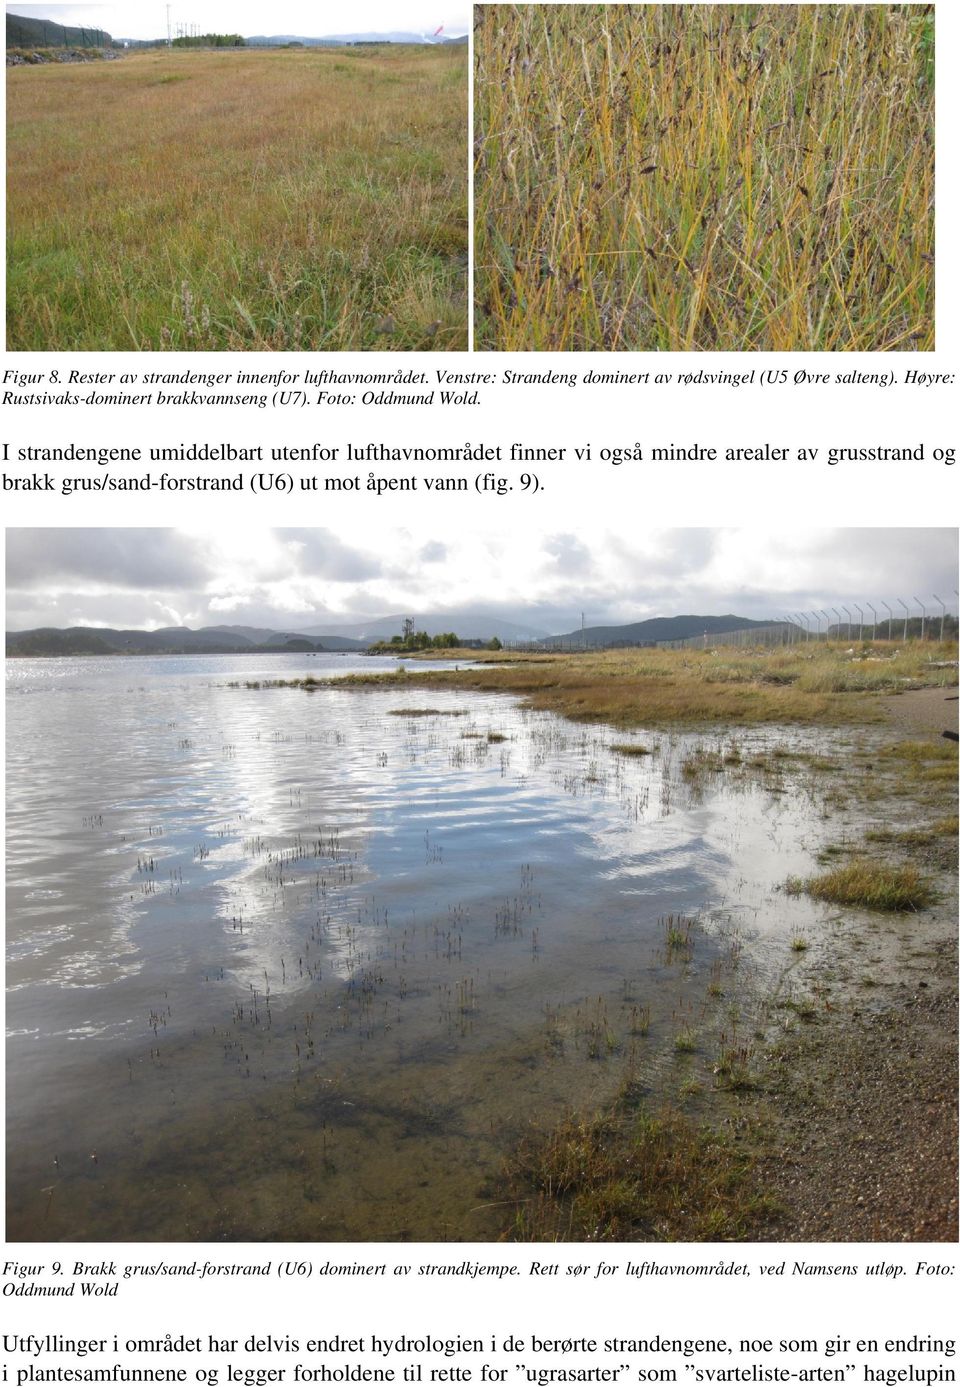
[502,1091,772,1241]
[804,860,932,912]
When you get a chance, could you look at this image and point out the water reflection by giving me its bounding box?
[7,653,863,1241]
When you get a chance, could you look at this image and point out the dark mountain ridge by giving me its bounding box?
[5,625,364,657]
[8,613,789,658]
[539,614,788,647]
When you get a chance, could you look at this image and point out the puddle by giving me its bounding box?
[4,653,922,1240]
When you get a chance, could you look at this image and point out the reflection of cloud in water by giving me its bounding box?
[7,653,880,1241]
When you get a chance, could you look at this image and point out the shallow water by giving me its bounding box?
[6,653,872,1241]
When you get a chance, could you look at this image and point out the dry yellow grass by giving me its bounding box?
[7,44,467,349]
[475,5,934,350]
[263,641,958,728]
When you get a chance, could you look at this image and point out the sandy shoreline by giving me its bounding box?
[874,684,960,737]
[751,686,958,1241]
[755,924,957,1241]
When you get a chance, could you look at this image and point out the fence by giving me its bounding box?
[7,16,111,48]
[502,602,958,654]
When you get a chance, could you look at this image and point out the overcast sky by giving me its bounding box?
[5,527,957,636]
[6,2,470,40]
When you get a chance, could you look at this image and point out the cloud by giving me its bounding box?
[542,533,594,575]
[280,529,383,582]
[4,588,199,632]
[5,527,956,637]
[6,528,210,590]
[419,541,447,563]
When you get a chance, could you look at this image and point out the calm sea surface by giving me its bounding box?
[7,653,854,1240]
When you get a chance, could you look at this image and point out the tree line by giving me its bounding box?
[172,34,246,48]
[371,631,503,652]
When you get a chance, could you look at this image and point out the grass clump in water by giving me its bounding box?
[663,913,694,959]
[865,816,958,849]
[713,1038,759,1091]
[804,860,932,912]
[682,747,726,780]
[387,707,468,717]
[503,1088,771,1241]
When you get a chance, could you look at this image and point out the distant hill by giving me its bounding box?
[5,627,117,657]
[7,613,542,655]
[7,13,112,47]
[203,624,287,644]
[5,624,353,657]
[299,612,550,643]
[6,613,794,658]
[245,35,346,47]
[198,623,364,649]
[246,32,466,47]
[539,614,788,648]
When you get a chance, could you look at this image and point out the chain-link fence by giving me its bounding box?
[7,15,111,48]
[502,602,958,653]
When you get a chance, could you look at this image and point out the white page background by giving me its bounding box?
[1,0,956,1371]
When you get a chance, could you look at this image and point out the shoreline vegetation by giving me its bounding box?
[7,43,467,350]
[231,640,960,726]
[238,641,958,1240]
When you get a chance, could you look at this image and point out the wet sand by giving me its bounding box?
[744,690,958,1241]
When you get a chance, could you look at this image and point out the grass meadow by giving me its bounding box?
[7,43,467,350]
[475,5,935,351]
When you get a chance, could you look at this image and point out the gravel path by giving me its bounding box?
[746,691,958,1241]
[873,684,959,737]
[755,932,957,1241]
